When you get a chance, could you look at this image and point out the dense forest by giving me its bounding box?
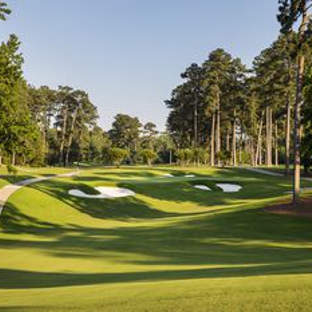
[0,1,312,203]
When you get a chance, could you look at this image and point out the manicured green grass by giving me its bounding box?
[0,166,74,188]
[1,166,312,311]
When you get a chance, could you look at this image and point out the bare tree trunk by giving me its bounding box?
[250,138,255,167]
[238,120,243,165]
[216,93,221,165]
[285,97,291,176]
[59,106,68,166]
[259,138,263,166]
[210,113,216,166]
[270,107,273,166]
[266,106,273,167]
[12,152,16,166]
[275,123,279,166]
[293,3,308,204]
[293,54,305,203]
[266,106,269,166]
[255,110,264,166]
[226,129,230,152]
[194,95,198,148]
[232,117,237,167]
[65,106,80,167]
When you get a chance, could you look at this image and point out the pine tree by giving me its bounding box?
[278,0,312,203]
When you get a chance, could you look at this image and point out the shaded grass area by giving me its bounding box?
[0,166,73,188]
[1,166,312,311]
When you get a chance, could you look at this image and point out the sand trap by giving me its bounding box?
[216,183,242,193]
[163,173,174,178]
[194,185,211,191]
[69,186,135,199]
[185,174,196,178]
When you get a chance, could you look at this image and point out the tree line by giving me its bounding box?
[1,1,312,204]
[166,0,312,203]
[0,2,177,168]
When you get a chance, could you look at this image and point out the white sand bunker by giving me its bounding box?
[185,174,196,178]
[194,185,211,191]
[216,183,242,193]
[69,186,135,199]
[163,173,174,178]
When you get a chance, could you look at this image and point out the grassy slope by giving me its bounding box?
[1,167,312,311]
[0,166,74,188]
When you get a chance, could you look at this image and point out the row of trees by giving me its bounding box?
[2,1,312,204]
[0,3,101,166]
[166,0,312,203]
[0,2,176,167]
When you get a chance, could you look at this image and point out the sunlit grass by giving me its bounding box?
[0,166,312,311]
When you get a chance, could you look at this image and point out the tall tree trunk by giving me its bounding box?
[266,106,272,167]
[250,138,255,167]
[216,93,221,165]
[285,96,291,176]
[59,106,68,166]
[255,110,264,166]
[293,4,308,204]
[232,117,237,167]
[266,106,269,166]
[210,113,216,166]
[226,129,230,151]
[65,106,80,167]
[275,123,279,166]
[259,138,263,166]
[293,54,305,203]
[239,121,243,165]
[194,94,198,148]
[12,152,16,166]
[270,107,273,166]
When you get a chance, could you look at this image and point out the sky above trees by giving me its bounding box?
[1,0,280,131]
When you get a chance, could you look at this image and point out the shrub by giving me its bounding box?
[216,150,231,167]
[176,149,194,166]
[193,148,209,165]
[108,148,129,168]
[7,164,18,176]
[241,151,252,165]
[139,149,158,167]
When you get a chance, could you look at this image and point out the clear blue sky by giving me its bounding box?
[1,0,280,131]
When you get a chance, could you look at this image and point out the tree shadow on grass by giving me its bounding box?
[21,180,183,222]
[0,175,37,185]
[117,178,291,208]
[2,259,312,290]
[1,199,312,289]
[3,173,295,229]
[0,202,66,235]
[2,170,312,290]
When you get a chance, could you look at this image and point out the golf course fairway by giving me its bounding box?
[1,167,312,312]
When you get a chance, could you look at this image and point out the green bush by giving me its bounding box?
[108,148,129,168]
[139,149,158,167]
[216,150,231,167]
[241,151,252,165]
[193,148,209,165]
[6,164,18,176]
[176,149,194,166]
